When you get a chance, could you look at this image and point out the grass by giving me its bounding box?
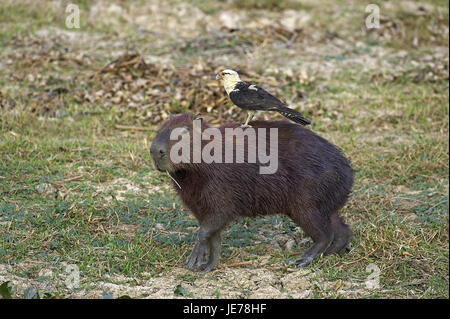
[0,0,448,299]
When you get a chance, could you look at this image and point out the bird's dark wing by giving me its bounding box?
[229,81,311,125]
[229,82,286,111]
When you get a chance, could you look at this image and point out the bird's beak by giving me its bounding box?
[215,74,221,80]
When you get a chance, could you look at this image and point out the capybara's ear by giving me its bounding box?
[191,113,203,136]
[172,126,190,139]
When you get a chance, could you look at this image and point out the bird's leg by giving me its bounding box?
[241,111,255,128]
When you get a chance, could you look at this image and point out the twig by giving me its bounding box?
[115,125,150,131]
[64,175,83,183]
[166,171,181,189]
[50,175,84,188]
[3,197,19,204]
[288,32,298,44]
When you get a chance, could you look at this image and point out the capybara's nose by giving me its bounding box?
[150,127,170,161]
[150,143,166,159]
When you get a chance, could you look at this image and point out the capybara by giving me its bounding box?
[150,113,353,271]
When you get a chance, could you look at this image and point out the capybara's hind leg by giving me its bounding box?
[324,213,352,256]
[289,211,334,267]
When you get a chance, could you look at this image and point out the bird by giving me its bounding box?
[216,69,311,127]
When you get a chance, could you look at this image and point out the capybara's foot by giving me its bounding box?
[186,242,210,271]
[186,243,220,272]
[324,215,352,256]
[341,243,352,254]
[202,257,219,272]
[287,234,334,267]
[286,254,314,267]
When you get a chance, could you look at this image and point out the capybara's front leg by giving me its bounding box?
[202,232,222,272]
[186,221,225,272]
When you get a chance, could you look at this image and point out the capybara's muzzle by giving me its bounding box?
[150,127,170,172]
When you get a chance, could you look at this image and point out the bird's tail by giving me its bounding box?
[273,106,311,125]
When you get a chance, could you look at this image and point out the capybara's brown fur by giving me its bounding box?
[150,113,353,271]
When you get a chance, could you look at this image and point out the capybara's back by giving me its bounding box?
[150,114,354,271]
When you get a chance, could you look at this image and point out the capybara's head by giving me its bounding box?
[150,113,206,172]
